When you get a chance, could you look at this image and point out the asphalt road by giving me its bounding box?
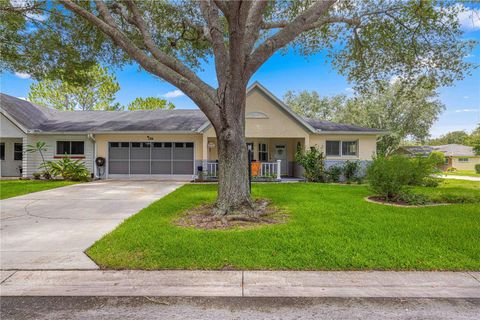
[1,297,479,320]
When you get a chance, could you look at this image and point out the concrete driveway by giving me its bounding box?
[0,180,185,270]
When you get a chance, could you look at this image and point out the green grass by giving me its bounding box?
[87,181,480,271]
[443,170,480,177]
[0,179,78,200]
[412,179,480,204]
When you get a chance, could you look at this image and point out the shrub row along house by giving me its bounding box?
[396,144,480,172]
[0,82,385,180]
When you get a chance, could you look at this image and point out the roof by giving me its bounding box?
[1,93,208,133]
[399,144,476,157]
[1,85,385,134]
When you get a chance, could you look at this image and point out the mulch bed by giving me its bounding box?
[175,199,289,230]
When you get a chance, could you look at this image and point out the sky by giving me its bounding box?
[1,3,479,138]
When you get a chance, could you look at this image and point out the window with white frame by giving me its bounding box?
[458,158,469,163]
[326,140,358,157]
[56,141,84,155]
[258,143,268,161]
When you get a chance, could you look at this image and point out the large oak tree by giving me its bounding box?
[0,0,474,214]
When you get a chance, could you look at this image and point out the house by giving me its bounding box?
[396,144,480,171]
[0,82,385,180]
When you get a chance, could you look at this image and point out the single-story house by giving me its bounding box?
[396,144,480,171]
[1,82,385,180]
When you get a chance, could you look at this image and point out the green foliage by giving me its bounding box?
[32,172,41,180]
[397,191,430,206]
[428,151,446,166]
[28,64,121,111]
[283,90,347,120]
[428,130,470,146]
[43,157,90,181]
[343,160,360,183]
[295,146,325,182]
[26,141,49,174]
[285,78,445,156]
[326,165,342,183]
[127,97,175,111]
[475,164,480,174]
[366,155,438,200]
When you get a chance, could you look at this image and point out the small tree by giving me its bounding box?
[295,146,325,182]
[26,141,49,177]
[127,97,175,111]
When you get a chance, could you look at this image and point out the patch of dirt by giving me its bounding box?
[175,199,288,230]
[365,196,448,208]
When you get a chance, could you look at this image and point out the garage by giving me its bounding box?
[108,142,194,176]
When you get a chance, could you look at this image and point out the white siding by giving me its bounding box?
[24,134,94,177]
[0,114,25,138]
[0,138,23,177]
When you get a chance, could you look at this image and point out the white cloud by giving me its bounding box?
[464,96,469,99]
[454,108,478,113]
[345,87,354,93]
[465,53,475,59]
[10,0,46,21]
[162,89,185,98]
[456,4,480,31]
[17,97,27,100]
[14,72,31,79]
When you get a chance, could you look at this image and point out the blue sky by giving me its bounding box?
[1,4,479,138]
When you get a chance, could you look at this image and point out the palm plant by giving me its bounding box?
[26,141,50,177]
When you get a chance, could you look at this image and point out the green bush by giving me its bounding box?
[327,165,342,182]
[398,191,430,205]
[343,160,360,183]
[366,155,439,201]
[43,157,90,181]
[32,172,41,180]
[295,146,326,182]
[476,164,480,174]
[428,151,445,167]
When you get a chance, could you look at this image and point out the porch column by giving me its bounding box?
[202,134,208,169]
[276,160,281,180]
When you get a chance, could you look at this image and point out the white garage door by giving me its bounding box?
[108,142,194,175]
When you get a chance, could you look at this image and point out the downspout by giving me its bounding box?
[87,133,97,179]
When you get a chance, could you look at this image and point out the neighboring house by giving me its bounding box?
[396,144,480,171]
[0,82,385,179]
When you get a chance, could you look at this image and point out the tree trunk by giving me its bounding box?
[213,84,252,216]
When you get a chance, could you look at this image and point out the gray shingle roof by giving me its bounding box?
[399,144,476,157]
[303,118,384,133]
[1,93,208,132]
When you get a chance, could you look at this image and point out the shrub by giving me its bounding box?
[295,146,326,182]
[32,172,41,180]
[343,160,360,183]
[398,191,430,205]
[446,167,457,172]
[327,165,342,182]
[366,155,412,200]
[428,151,445,167]
[43,157,90,181]
[476,164,480,174]
[366,155,439,200]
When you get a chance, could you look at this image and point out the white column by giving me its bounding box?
[276,160,281,180]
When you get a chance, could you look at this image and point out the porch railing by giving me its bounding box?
[204,160,281,180]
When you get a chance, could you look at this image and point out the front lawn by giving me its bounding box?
[87,182,480,271]
[0,179,78,200]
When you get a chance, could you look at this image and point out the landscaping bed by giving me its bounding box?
[87,182,480,271]
[0,179,78,200]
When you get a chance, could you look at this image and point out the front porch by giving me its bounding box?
[200,137,305,180]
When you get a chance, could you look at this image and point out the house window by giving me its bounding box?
[258,143,268,161]
[326,140,358,157]
[0,143,4,160]
[14,143,23,161]
[326,141,341,156]
[56,141,84,155]
[444,158,449,165]
[342,141,358,156]
[458,158,469,163]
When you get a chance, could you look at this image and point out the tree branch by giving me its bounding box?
[58,0,219,124]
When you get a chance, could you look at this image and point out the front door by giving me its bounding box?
[274,144,288,175]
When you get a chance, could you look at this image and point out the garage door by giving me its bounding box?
[108,142,194,175]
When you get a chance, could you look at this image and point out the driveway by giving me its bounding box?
[436,175,480,182]
[0,180,185,270]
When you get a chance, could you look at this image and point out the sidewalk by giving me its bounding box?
[1,270,479,298]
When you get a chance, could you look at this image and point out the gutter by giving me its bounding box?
[315,130,389,135]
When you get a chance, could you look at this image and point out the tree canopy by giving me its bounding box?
[127,97,175,111]
[284,78,445,155]
[28,64,121,111]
